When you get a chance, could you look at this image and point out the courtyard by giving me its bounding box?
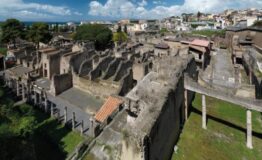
[172,93,262,160]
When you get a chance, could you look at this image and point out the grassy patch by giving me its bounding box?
[83,153,96,160]
[189,30,225,38]
[37,117,84,154]
[0,84,84,159]
[172,93,262,160]
[0,47,7,56]
[255,69,262,79]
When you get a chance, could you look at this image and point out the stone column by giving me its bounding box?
[50,103,54,117]
[249,70,252,85]
[8,80,12,88]
[90,117,95,137]
[81,120,84,136]
[202,95,207,129]
[246,109,253,149]
[22,84,25,101]
[202,52,205,70]
[184,89,188,121]
[233,57,236,65]
[44,98,48,113]
[34,91,38,105]
[72,112,75,130]
[39,93,43,108]
[3,57,6,70]
[16,81,20,97]
[27,85,31,102]
[64,107,67,124]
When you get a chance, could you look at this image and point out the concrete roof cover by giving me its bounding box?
[8,65,33,77]
[58,88,104,115]
[35,78,51,90]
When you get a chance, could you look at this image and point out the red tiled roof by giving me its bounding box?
[94,96,123,123]
[190,39,210,48]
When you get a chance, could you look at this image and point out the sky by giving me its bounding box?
[0,0,261,21]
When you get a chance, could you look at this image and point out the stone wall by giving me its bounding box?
[78,57,95,77]
[102,58,121,80]
[60,53,76,74]
[50,73,73,95]
[154,48,170,57]
[90,56,114,80]
[146,84,182,160]
[242,54,262,99]
[118,69,134,96]
[132,63,149,81]
[71,50,96,74]
[143,60,197,160]
[73,75,119,100]
[42,52,61,80]
[226,28,262,50]
[120,55,197,160]
[113,60,133,81]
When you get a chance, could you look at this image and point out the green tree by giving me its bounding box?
[17,116,37,138]
[74,24,113,50]
[252,20,262,28]
[59,25,69,33]
[27,22,52,48]
[1,19,24,47]
[113,32,128,44]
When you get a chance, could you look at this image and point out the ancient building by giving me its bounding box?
[1,36,157,137]
[225,27,262,99]
[88,54,197,160]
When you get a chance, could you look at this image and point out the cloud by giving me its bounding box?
[138,0,148,7]
[89,0,262,19]
[89,0,138,18]
[153,0,166,5]
[0,0,82,20]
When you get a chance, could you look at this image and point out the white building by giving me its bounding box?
[247,16,261,27]
[175,23,190,31]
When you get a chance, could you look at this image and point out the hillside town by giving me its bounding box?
[0,5,262,160]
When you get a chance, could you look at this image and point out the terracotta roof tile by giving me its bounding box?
[94,96,123,123]
[190,39,210,48]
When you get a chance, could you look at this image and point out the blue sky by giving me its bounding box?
[0,0,261,21]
